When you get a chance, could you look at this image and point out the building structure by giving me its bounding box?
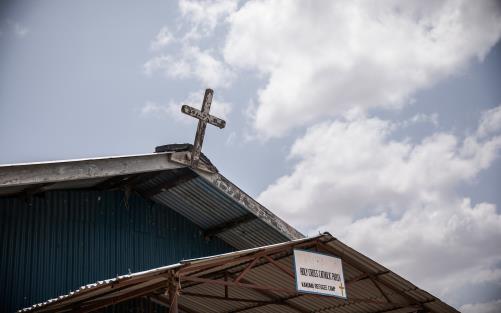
[0,90,459,312]
[0,145,459,313]
[0,144,300,312]
[19,233,459,313]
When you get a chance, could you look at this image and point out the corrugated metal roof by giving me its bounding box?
[0,151,301,251]
[0,150,458,312]
[19,233,459,313]
[136,174,290,250]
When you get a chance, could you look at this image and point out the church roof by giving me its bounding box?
[18,233,459,313]
[0,146,303,249]
[1,148,459,313]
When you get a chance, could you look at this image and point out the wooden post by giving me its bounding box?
[168,272,179,313]
[224,272,229,298]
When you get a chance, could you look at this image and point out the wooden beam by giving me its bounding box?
[74,280,167,313]
[22,182,55,195]
[181,240,318,279]
[168,273,180,313]
[224,268,396,313]
[345,271,387,285]
[181,292,273,304]
[316,242,429,306]
[234,253,263,283]
[228,292,403,313]
[94,171,161,191]
[150,295,201,313]
[376,305,426,313]
[39,276,169,312]
[18,182,55,204]
[228,275,309,313]
[180,253,263,277]
[263,255,295,278]
[370,276,392,304]
[93,175,135,190]
[142,169,197,198]
[224,272,229,298]
[204,214,256,239]
[181,276,297,294]
[55,278,167,311]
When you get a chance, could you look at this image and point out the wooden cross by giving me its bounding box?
[181,89,226,168]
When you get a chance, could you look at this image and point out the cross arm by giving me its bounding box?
[181,105,226,129]
[208,115,226,129]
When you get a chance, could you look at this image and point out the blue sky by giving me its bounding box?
[1,1,501,311]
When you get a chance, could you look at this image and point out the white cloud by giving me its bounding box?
[141,101,179,117]
[149,1,501,308]
[343,199,501,298]
[144,45,234,88]
[145,1,237,88]
[398,113,439,128]
[460,299,501,313]
[477,105,501,138]
[259,113,501,227]
[150,26,174,50]
[223,0,501,137]
[258,105,501,303]
[141,90,232,122]
[179,0,237,39]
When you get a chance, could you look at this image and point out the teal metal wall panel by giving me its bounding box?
[0,190,233,312]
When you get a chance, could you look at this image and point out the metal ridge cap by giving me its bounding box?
[194,170,305,241]
[0,151,173,168]
[0,152,183,187]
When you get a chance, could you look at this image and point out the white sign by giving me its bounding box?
[293,249,347,298]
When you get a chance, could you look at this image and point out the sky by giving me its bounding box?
[1,0,501,311]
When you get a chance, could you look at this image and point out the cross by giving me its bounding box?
[181,89,226,168]
[338,283,345,297]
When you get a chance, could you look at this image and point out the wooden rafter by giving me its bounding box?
[204,214,256,239]
[73,280,167,313]
[263,254,295,278]
[181,291,274,304]
[234,252,264,283]
[21,234,451,313]
[370,276,393,304]
[181,239,319,279]
[182,276,297,294]
[150,294,202,313]
[315,241,432,309]
[141,169,197,198]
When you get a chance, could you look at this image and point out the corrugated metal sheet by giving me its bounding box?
[0,153,459,312]
[0,154,301,251]
[134,173,290,249]
[0,190,233,312]
[18,234,459,313]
